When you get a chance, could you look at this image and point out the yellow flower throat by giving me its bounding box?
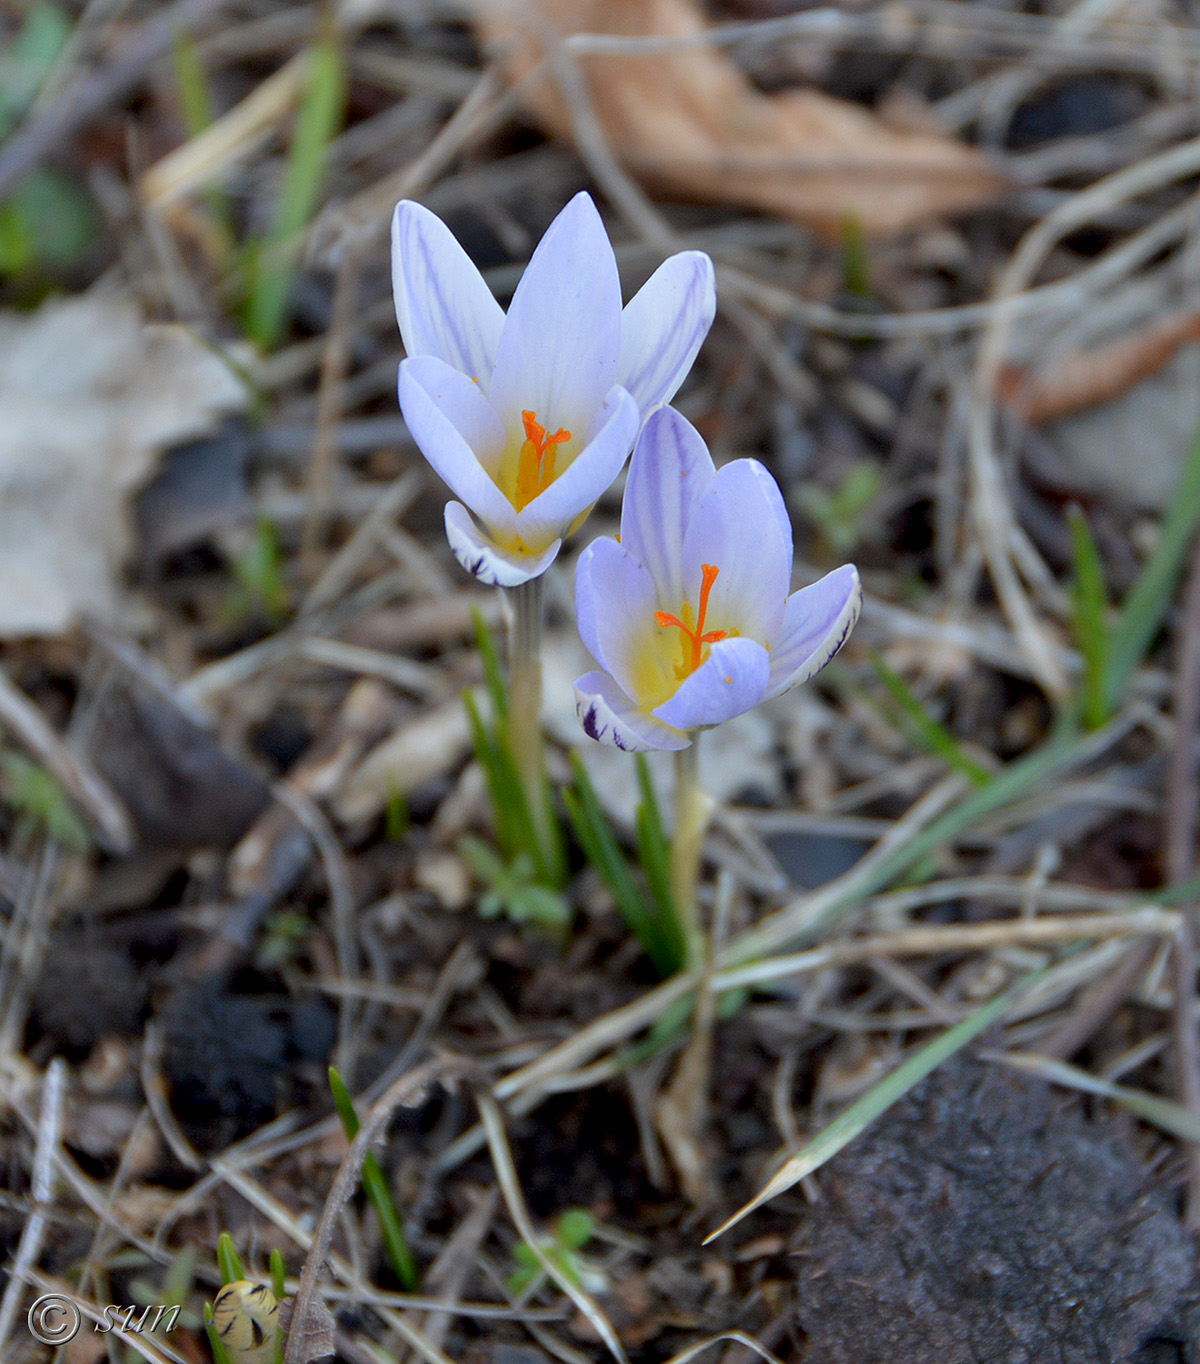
[513,409,571,511]
[655,564,728,681]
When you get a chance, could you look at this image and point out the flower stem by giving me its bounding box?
[507,577,551,867]
[670,733,714,963]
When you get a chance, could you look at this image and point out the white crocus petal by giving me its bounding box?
[391,201,504,389]
[575,670,690,752]
[398,358,514,529]
[487,193,622,433]
[401,354,506,481]
[575,536,659,700]
[765,564,862,700]
[617,251,717,411]
[516,388,638,552]
[620,407,715,610]
[652,637,771,732]
[681,460,792,643]
[444,502,560,587]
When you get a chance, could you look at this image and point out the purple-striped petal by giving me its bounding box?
[620,407,715,609]
[444,501,560,587]
[765,564,862,699]
[516,387,638,551]
[575,670,690,752]
[617,251,716,411]
[398,357,514,528]
[575,536,659,698]
[681,460,792,642]
[488,193,621,435]
[652,636,771,731]
[392,201,505,388]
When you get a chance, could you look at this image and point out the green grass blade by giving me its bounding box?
[245,37,345,348]
[361,1149,419,1289]
[565,756,678,973]
[568,755,685,976]
[869,648,990,785]
[705,961,1048,1241]
[1107,413,1200,709]
[171,30,215,136]
[328,1067,418,1288]
[998,1051,1200,1142]
[1066,506,1111,729]
[633,755,678,932]
[205,1304,235,1364]
[269,1248,286,1301]
[328,1065,359,1138]
[1,2,71,137]
[464,690,522,858]
[734,722,1082,962]
[471,607,508,723]
[216,1232,243,1285]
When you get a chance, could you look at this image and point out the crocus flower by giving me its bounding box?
[574,407,861,751]
[392,192,716,587]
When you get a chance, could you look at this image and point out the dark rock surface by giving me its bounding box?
[795,1058,1195,1363]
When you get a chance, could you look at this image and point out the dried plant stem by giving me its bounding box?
[0,1059,65,1358]
[284,1058,463,1364]
[1166,531,1200,1229]
[671,735,714,961]
[507,577,550,858]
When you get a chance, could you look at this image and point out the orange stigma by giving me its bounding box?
[514,409,571,510]
[655,563,728,678]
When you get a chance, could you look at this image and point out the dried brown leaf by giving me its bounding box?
[278,1297,336,1364]
[999,308,1200,425]
[471,0,1007,238]
[0,292,246,636]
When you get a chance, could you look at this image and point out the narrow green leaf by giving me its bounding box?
[361,1149,419,1289]
[269,1248,286,1302]
[839,211,871,300]
[216,1232,244,1286]
[1066,505,1112,729]
[171,30,215,136]
[385,784,410,841]
[328,1067,418,1288]
[998,1051,1200,1142]
[161,1243,196,1307]
[328,1065,360,1139]
[464,690,522,857]
[634,754,679,943]
[0,2,71,136]
[556,1209,595,1251]
[733,722,1082,962]
[705,962,1048,1241]
[869,648,990,785]
[565,754,685,975]
[1107,413,1200,709]
[471,607,508,723]
[245,37,345,348]
[205,1304,235,1364]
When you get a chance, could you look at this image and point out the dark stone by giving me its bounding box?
[90,677,270,849]
[31,936,147,1052]
[764,830,872,890]
[795,1058,1193,1363]
[1007,74,1149,149]
[160,984,335,1144]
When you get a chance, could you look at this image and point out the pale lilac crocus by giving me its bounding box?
[392,192,716,587]
[574,407,862,752]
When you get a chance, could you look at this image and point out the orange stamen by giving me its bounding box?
[655,563,728,677]
[514,409,571,510]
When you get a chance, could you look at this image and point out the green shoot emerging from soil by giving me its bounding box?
[507,1208,604,1300]
[328,1066,419,1290]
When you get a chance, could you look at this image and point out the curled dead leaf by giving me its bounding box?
[471,0,1008,238]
